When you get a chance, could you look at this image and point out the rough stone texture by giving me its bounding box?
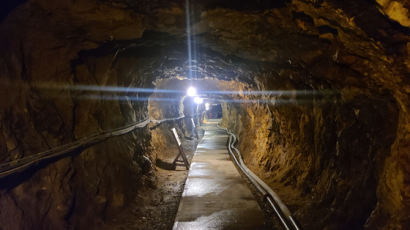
[221,86,400,229]
[0,0,409,229]
[0,2,153,226]
[0,30,155,229]
[377,0,410,27]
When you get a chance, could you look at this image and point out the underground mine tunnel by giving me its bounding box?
[0,0,409,229]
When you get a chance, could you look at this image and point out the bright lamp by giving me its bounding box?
[187,87,197,97]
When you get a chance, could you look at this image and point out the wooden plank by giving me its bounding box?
[172,128,182,146]
[171,128,189,170]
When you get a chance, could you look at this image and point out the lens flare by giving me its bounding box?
[187,87,197,96]
[194,97,203,104]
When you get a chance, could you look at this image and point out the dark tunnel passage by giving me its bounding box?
[0,0,409,229]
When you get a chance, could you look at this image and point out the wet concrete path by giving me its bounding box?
[172,120,265,230]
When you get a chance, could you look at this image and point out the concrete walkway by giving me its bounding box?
[172,120,265,230]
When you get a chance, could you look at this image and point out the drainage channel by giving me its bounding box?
[217,123,301,230]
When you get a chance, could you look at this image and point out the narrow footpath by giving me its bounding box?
[173,120,266,230]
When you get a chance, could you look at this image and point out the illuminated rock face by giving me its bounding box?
[0,0,409,229]
[221,90,400,229]
[377,0,410,27]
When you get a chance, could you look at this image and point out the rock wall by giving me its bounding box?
[0,1,164,228]
[221,81,404,229]
[0,39,156,229]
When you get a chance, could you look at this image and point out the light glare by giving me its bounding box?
[187,87,197,97]
[205,103,210,110]
[194,97,203,104]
